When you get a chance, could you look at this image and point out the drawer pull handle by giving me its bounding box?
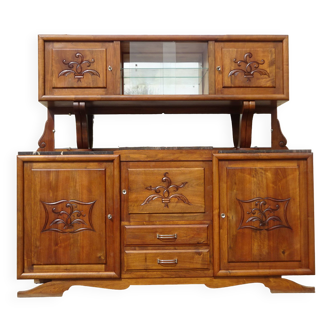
[157,233,177,240]
[157,258,178,265]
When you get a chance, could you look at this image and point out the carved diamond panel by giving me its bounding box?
[237,197,292,231]
[41,199,96,234]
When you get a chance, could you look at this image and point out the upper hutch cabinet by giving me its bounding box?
[38,35,288,103]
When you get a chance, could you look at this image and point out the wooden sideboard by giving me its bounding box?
[17,35,315,297]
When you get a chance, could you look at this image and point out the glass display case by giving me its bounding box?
[122,42,209,95]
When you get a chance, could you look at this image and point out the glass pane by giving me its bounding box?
[122,42,209,95]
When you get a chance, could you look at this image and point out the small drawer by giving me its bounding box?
[124,224,209,246]
[124,249,210,271]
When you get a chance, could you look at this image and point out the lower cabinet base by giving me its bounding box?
[17,277,315,297]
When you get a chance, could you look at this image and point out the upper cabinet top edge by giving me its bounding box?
[38,35,288,42]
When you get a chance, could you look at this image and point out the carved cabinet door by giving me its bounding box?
[18,155,120,279]
[214,39,288,99]
[213,153,315,276]
[42,41,121,98]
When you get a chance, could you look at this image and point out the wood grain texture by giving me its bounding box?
[17,155,120,279]
[213,153,315,276]
[124,224,209,246]
[124,249,210,271]
[17,276,314,297]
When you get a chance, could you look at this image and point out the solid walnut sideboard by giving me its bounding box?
[17,35,315,297]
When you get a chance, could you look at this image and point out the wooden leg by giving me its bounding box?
[230,114,241,148]
[37,109,54,151]
[262,277,314,293]
[18,281,73,297]
[271,108,288,149]
[240,101,256,148]
[205,277,314,293]
[74,102,91,149]
[18,277,314,297]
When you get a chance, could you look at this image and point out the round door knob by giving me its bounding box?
[221,213,226,218]
[107,214,112,220]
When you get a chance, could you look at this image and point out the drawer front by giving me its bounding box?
[121,161,212,222]
[124,249,210,271]
[128,168,204,214]
[215,41,286,97]
[44,41,120,97]
[124,224,209,246]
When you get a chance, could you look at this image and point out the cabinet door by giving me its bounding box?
[214,38,288,99]
[43,41,121,98]
[213,153,314,276]
[17,155,120,279]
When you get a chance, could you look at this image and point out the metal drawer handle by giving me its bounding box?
[157,258,178,265]
[157,233,177,240]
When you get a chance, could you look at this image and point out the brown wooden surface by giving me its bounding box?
[127,168,205,214]
[44,41,119,98]
[215,41,285,98]
[39,35,289,103]
[121,161,212,222]
[17,155,120,279]
[17,276,314,297]
[37,109,54,151]
[213,153,315,276]
[124,249,210,271]
[124,224,210,246]
[39,35,289,42]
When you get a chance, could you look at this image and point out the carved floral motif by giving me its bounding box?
[228,52,269,82]
[141,172,191,208]
[41,199,96,233]
[237,197,292,231]
[58,52,100,82]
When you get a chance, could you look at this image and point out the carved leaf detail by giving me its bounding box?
[141,172,191,208]
[41,199,96,234]
[58,52,100,82]
[58,69,76,77]
[228,52,270,82]
[237,197,292,231]
[82,69,100,77]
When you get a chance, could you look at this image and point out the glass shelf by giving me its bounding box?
[122,42,209,95]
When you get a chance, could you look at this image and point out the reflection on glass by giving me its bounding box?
[122,42,209,95]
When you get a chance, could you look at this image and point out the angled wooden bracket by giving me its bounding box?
[73,102,93,149]
[37,109,55,151]
[271,108,288,149]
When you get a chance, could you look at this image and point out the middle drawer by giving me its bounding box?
[123,224,209,246]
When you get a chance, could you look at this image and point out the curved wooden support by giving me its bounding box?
[17,277,314,297]
[239,101,256,148]
[37,109,54,151]
[272,108,288,149]
[74,102,90,149]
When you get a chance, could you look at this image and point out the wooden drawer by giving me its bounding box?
[42,40,120,98]
[121,161,212,222]
[124,249,210,271]
[124,224,209,246]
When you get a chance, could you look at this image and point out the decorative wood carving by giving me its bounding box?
[41,199,96,233]
[58,52,100,82]
[228,52,270,82]
[141,172,191,208]
[37,109,54,151]
[237,197,292,231]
